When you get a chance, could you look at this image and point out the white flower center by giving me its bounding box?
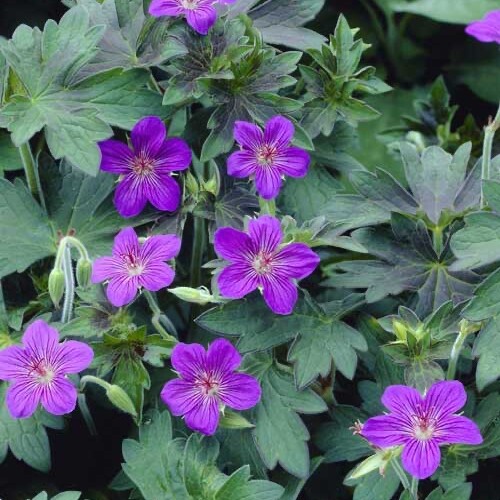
[123,254,144,277]
[255,144,278,166]
[252,251,274,275]
[132,154,155,177]
[196,372,220,396]
[181,0,200,9]
[30,361,56,385]
[411,413,436,441]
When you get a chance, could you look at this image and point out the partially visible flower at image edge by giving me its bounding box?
[214,215,320,315]
[228,116,311,200]
[92,227,181,307]
[465,10,500,44]
[161,339,261,435]
[0,320,93,418]
[360,381,483,479]
[99,116,192,218]
[149,0,236,36]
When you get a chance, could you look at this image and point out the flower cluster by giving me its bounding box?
[361,381,483,479]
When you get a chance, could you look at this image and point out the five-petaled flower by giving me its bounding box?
[361,381,483,479]
[0,320,93,418]
[228,116,310,200]
[161,339,261,435]
[214,215,320,315]
[92,227,181,307]
[149,0,235,36]
[99,116,192,218]
[465,10,500,44]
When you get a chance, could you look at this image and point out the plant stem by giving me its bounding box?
[432,226,443,255]
[259,198,276,216]
[480,103,500,209]
[61,245,75,323]
[410,477,419,499]
[143,290,178,343]
[390,457,411,491]
[77,393,98,436]
[19,142,45,207]
[446,324,469,380]
[190,216,206,288]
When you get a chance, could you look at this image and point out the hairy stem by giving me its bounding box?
[19,142,45,208]
[410,476,419,499]
[390,458,411,491]
[61,245,75,323]
[190,216,206,288]
[143,290,178,343]
[446,325,469,380]
[480,103,500,208]
[259,198,276,216]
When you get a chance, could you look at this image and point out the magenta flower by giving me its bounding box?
[149,0,235,36]
[465,10,500,43]
[0,320,93,418]
[99,116,192,218]
[92,227,181,307]
[214,215,320,315]
[361,381,483,479]
[227,116,310,200]
[161,339,261,435]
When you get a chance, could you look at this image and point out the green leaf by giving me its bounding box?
[0,130,21,174]
[0,7,165,175]
[314,405,371,463]
[345,465,400,500]
[197,296,367,389]
[245,353,327,478]
[463,267,500,321]
[279,457,323,500]
[121,410,284,499]
[472,315,500,391]
[31,493,81,500]
[0,383,64,472]
[0,178,54,278]
[435,450,477,492]
[391,0,499,24]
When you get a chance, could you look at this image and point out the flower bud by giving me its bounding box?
[48,268,65,307]
[202,174,219,197]
[168,286,218,305]
[185,172,199,197]
[219,409,254,430]
[105,384,137,417]
[392,320,407,343]
[76,258,92,288]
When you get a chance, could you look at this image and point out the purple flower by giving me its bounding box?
[92,227,181,307]
[214,215,320,315]
[149,0,235,36]
[228,116,310,200]
[361,381,483,479]
[0,320,93,418]
[465,10,500,44]
[99,116,192,218]
[161,339,261,435]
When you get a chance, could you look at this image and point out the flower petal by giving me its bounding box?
[185,5,217,35]
[261,274,298,315]
[23,320,60,357]
[264,116,294,150]
[6,379,41,418]
[91,256,121,283]
[98,140,133,174]
[114,175,148,218]
[161,378,202,416]
[206,338,241,373]
[155,138,192,173]
[170,342,206,380]
[361,415,409,448]
[227,150,257,178]
[40,376,77,416]
[233,121,264,150]
[254,166,282,200]
[0,346,29,380]
[149,0,183,16]
[131,116,166,156]
[434,415,483,446]
[423,380,466,418]
[106,276,139,307]
[381,385,423,416]
[56,341,94,374]
[139,262,175,291]
[217,263,259,299]
[214,227,254,262]
[141,235,181,262]
[144,174,181,212]
[401,438,441,479]
[275,147,310,178]
[219,372,261,410]
[112,227,140,258]
[247,215,282,253]
[184,396,220,435]
[274,243,319,280]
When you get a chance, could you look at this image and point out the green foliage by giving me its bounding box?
[120,410,284,500]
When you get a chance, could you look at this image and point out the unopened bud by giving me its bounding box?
[219,409,254,430]
[105,384,137,417]
[347,453,385,480]
[392,320,407,343]
[202,175,219,197]
[76,258,92,288]
[168,286,218,305]
[48,268,65,307]
[185,172,199,197]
